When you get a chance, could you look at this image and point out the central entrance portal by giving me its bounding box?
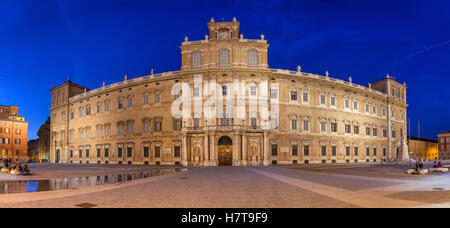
[218,136,233,166]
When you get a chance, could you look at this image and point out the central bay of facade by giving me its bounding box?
[50,18,408,166]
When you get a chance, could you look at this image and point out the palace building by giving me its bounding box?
[49,18,409,166]
[0,105,28,160]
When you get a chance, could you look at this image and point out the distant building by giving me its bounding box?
[438,131,450,160]
[37,117,50,161]
[408,136,438,160]
[27,139,39,160]
[0,105,28,160]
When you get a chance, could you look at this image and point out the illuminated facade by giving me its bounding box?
[0,105,28,160]
[49,19,409,166]
[408,136,438,160]
[438,131,450,160]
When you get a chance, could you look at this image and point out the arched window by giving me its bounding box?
[247,50,258,68]
[191,51,202,69]
[218,50,230,67]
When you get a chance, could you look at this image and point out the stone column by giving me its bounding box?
[204,134,210,166]
[242,134,247,166]
[233,133,239,166]
[182,134,188,166]
[210,134,216,166]
[263,132,269,166]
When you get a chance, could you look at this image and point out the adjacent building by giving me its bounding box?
[27,139,39,160]
[0,105,28,160]
[37,117,51,161]
[438,131,450,160]
[49,19,409,166]
[408,136,438,161]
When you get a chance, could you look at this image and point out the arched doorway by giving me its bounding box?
[218,136,233,166]
[56,149,60,163]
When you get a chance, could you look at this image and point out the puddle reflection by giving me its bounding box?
[0,168,180,194]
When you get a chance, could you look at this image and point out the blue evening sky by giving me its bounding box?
[0,0,449,140]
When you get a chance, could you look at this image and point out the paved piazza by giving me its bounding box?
[1,163,450,208]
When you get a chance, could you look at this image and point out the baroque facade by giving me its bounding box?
[50,18,408,166]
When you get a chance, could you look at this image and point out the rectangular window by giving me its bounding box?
[373,148,377,156]
[154,121,161,132]
[321,146,326,156]
[70,150,73,158]
[127,98,132,107]
[173,119,181,131]
[193,87,200,97]
[366,148,370,156]
[105,102,109,111]
[144,121,150,133]
[105,148,109,158]
[194,118,200,128]
[144,147,149,158]
[302,92,308,102]
[304,145,310,156]
[383,129,387,137]
[321,122,326,132]
[97,149,101,157]
[366,127,371,136]
[144,95,149,104]
[70,112,74,120]
[271,144,278,156]
[251,118,257,127]
[155,146,161,158]
[270,88,278,99]
[383,148,387,156]
[174,146,181,158]
[345,124,351,134]
[353,101,358,110]
[155,94,160,103]
[303,120,309,131]
[250,85,257,96]
[331,123,337,133]
[291,91,298,101]
[97,104,101,113]
[292,145,298,156]
[127,147,132,158]
[354,125,359,134]
[78,149,82,158]
[97,127,101,137]
[105,126,110,137]
[222,86,228,96]
[320,95,326,104]
[291,119,297,130]
[331,146,336,156]
[118,100,123,109]
[330,96,336,106]
[118,148,123,158]
[354,147,358,156]
[373,128,378,136]
[346,146,350,156]
[345,99,349,109]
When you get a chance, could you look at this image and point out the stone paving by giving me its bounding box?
[0,164,449,208]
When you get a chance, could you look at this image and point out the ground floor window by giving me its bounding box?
[174,146,181,157]
[105,148,109,157]
[118,148,123,158]
[304,145,309,156]
[127,147,132,158]
[144,147,149,158]
[292,145,298,156]
[155,146,161,158]
[271,144,278,156]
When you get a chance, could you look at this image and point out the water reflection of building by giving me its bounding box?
[49,18,409,166]
[0,105,28,160]
[408,136,438,160]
